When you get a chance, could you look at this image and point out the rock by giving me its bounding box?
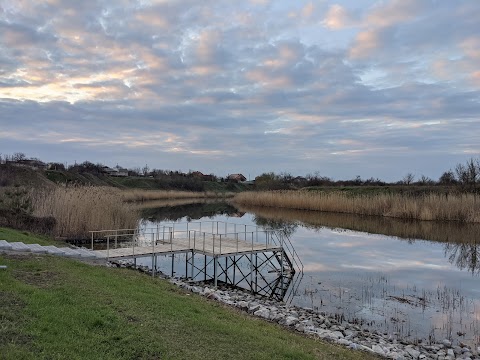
[248,304,261,313]
[372,344,385,356]
[446,349,454,357]
[254,308,270,319]
[206,292,221,301]
[337,338,351,346]
[405,347,420,359]
[237,301,249,310]
[442,339,452,348]
[284,316,299,326]
[348,343,358,350]
[270,312,283,322]
[331,331,344,339]
[295,323,305,332]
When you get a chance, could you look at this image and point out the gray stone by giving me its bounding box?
[248,304,261,313]
[446,349,454,357]
[405,347,420,359]
[254,308,270,319]
[372,344,385,356]
[337,338,351,346]
[206,292,221,301]
[442,339,453,348]
[331,331,344,339]
[237,301,249,310]
[284,316,299,326]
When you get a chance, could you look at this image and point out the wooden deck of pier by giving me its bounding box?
[94,236,283,259]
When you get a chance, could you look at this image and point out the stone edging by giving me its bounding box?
[111,261,480,360]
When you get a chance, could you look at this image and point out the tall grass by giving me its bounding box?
[234,191,480,223]
[31,187,139,239]
[120,189,234,202]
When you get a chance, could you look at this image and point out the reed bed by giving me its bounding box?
[120,189,234,202]
[31,187,139,239]
[234,191,480,223]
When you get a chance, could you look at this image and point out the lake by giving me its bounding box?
[137,200,480,348]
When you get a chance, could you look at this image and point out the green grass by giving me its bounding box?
[0,243,378,359]
[0,228,61,246]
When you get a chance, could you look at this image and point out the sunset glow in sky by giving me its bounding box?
[1,0,479,180]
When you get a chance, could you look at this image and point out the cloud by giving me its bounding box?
[0,1,479,180]
[322,4,357,30]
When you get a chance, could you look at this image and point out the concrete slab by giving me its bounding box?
[0,240,12,250]
[10,242,32,252]
[27,243,48,254]
[43,245,66,256]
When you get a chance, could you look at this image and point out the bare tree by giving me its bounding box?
[402,173,415,185]
[438,170,456,185]
[12,152,26,161]
[455,158,480,189]
[418,175,434,185]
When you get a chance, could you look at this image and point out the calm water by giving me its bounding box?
[138,201,480,347]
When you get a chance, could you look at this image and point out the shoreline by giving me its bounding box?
[114,260,480,360]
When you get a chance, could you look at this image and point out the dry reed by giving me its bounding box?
[120,189,234,202]
[234,191,480,223]
[31,187,139,239]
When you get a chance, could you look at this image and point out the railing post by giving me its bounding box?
[213,234,216,255]
[219,234,222,255]
[107,235,110,261]
[214,256,218,287]
[115,230,118,249]
[152,233,155,255]
[91,232,94,250]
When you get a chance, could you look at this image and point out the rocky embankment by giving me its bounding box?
[112,261,480,360]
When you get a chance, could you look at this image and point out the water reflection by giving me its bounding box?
[141,200,244,222]
[237,204,480,275]
[445,242,480,275]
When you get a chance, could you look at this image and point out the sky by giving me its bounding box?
[0,0,479,181]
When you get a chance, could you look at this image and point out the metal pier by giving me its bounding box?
[90,221,303,301]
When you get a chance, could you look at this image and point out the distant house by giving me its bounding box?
[101,166,128,177]
[191,171,205,178]
[190,171,216,182]
[227,173,247,183]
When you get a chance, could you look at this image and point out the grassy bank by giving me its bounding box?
[234,191,480,223]
[0,243,377,359]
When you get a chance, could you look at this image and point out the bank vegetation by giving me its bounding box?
[0,186,232,239]
[234,191,480,223]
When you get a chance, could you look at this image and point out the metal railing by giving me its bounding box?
[89,221,303,273]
